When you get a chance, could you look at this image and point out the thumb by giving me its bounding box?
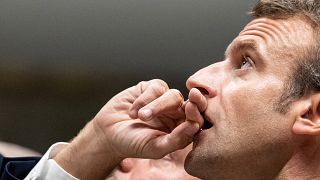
[150,120,199,158]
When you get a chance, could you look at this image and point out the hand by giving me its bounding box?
[93,79,200,159]
[54,79,201,179]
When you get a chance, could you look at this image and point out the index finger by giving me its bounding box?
[129,79,169,118]
[138,89,185,121]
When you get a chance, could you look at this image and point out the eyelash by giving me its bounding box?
[240,56,254,69]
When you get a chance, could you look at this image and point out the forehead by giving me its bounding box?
[226,16,314,65]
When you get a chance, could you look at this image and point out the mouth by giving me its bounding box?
[200,113,214,130]
[193,113,214,146]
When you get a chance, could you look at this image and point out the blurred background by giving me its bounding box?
[0,0,254,153]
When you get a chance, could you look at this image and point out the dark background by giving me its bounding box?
[0,0,255,153]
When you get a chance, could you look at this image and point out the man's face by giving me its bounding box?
[184,17,314,179]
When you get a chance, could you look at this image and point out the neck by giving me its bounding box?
[277,138,320,180]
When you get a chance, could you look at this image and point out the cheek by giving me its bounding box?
[220,82,261,124]
[215,81,294,156]
[220,78,284,127]
[223,78,294,137]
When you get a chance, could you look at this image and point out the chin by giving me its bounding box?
[185,146,232,180]
[184,149,208,180]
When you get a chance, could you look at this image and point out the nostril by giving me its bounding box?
[197,87,209,95]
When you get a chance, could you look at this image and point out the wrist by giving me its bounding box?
[54,121,123,179]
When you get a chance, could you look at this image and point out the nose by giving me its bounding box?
[186,63,223,98]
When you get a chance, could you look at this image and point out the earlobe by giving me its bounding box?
[292,94,320,136]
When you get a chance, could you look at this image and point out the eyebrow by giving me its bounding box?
[224,40,259,58]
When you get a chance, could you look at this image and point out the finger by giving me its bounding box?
[138,89,184,121]
[185,101,204,128]
[147,120,199,158]
[129,79,169,118]
[188,88,207,112]
[155,108,186,132]
[119,158,135,173]
[181,100,189,111]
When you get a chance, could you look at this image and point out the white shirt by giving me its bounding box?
[24,142,78,180]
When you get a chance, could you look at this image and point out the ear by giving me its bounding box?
[292,93,320,135]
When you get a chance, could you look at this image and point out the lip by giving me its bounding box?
[193,112,215,147]
[193,129,208,148]
[204,112,214,125]
[200,112,215,130]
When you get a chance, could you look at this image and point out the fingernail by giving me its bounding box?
[142,108,152,119]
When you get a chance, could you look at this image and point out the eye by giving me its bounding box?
[240,56,254,69]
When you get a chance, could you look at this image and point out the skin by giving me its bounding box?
[52,15,320,180]
[184,16,315,179]
[0,141,41,157]
[54,79,202,179]
[111,144,198,180]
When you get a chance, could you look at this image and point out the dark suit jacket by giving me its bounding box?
[0,154,40,180]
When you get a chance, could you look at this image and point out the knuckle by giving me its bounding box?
[152,79,169,90]
[137,80,149,92]
[173,134,191,149]
[137,80,148,86]
[167,135,182,148]
[150,84,166,97]
[172,139,186,150]
[135,97,149,108]
[142,79,169,97]
[169,89,184,103]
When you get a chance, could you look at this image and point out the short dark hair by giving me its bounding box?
[250,0,320,113]
[250,0,320,25]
